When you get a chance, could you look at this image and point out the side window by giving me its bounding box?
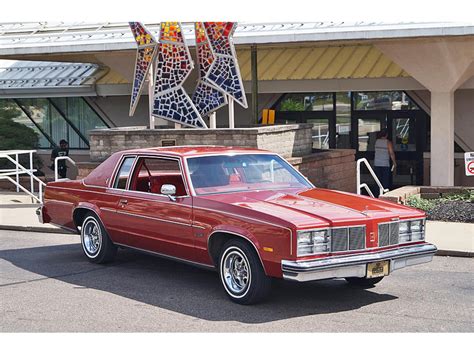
[130,157,187,196]
[113,157,135,189]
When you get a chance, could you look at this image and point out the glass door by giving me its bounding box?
[388,111,426,187]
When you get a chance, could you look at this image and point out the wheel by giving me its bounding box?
[80,212,117,264]
[218,239,271,305]
[345,276,384,288]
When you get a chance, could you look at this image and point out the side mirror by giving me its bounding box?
[161,184,177,201]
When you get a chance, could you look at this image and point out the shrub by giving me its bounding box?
[0,101,44,173]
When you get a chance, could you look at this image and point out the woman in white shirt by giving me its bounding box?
[374,129,397,191]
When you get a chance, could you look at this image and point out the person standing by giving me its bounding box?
[50,139,69,179]
[373,129,396,192]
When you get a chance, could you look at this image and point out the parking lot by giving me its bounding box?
[1,229,473,332]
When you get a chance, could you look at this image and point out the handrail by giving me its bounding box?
[54,156,76,181]
[356,158,389,197]
[0,150,45,203]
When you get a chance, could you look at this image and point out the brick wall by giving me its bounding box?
[89,124,313,162]
[287,149,356,193]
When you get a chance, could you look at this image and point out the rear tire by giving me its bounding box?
[345,276,384,288]
[80,212,117,264]
[218,239,271,305]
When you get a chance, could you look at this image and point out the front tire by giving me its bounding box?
[345,276,384,288]
[81,212,117,264]
[218,239,271,305]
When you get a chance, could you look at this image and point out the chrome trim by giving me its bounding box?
[100,207,193,228]
[183,152,315,198]
[296,224,367,257]
[129,154,192,197]
[207,229,267,274]
[281,243,437,282]
[46,199,75,206]
[110,154,137,189]
[36,206,44,224]
[72,205,108,233]
[115,242,215,271]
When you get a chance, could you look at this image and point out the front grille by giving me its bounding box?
[349,226,365,250]
[378,222,399,247]
[331,226,366,252]
[331,228,348,252]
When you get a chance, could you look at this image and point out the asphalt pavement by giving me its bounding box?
[0,230,473,332]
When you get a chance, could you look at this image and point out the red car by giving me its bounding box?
[38,146,437,304]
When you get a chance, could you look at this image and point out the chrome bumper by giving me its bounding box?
[36,206,44,224]
[282,243,437,282]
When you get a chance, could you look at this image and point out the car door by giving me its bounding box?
[114,155,195,261]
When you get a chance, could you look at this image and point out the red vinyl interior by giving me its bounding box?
[132,173,187,196]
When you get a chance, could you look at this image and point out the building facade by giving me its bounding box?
[0,22,473,187]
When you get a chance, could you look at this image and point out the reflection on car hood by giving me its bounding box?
[201,188,422,228]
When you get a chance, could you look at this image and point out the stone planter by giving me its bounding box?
[89,124,313,162]
[426,221,474,257]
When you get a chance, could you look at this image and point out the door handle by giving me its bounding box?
[119,199,128,205]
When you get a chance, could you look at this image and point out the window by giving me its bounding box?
[0,97,108,149]
[130,157,187,196]
[276,93,334,111]
[113,157,135,189]
[353,91,419,111]
[187,154,312,195]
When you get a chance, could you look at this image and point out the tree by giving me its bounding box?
[0,99,44,173]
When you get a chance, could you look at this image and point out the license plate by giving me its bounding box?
[367,260,389,278]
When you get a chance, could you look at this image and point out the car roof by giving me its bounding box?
[119,145,272,158]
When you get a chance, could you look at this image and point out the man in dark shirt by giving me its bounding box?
[51,139,69,179]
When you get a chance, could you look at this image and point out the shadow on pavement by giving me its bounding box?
[0,243,398,324]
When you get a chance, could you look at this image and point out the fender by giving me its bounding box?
[207,226,266,274]
[72,202,104,229]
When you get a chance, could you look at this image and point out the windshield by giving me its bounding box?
[186,154,313,195]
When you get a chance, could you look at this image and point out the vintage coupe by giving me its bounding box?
[38,146,437,304]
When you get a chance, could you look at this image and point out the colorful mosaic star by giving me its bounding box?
[129,22,158,116]
[152,22,207,128]
[203,22,248,108]
[191,22,227,118]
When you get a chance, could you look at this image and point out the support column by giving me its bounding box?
[251,45,258,125]
[430,91,455,186]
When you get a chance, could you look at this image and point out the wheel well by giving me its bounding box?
[73,208,92,231]
[208,232,263,269]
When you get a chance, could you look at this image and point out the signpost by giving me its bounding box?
[465,152,474,176]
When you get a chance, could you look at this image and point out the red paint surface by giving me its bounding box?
[42,147,427,278]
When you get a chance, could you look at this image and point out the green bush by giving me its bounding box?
[406,196,438,212]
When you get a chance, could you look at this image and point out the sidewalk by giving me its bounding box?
[0,193,64,234]
[0,193,472,256]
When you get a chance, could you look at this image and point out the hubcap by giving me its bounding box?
[82,219,101,256]
[222,250,250,294]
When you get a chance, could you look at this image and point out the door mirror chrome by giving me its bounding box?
[161,184,177,201]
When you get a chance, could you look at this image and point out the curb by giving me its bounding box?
[0,224,471,258]
[435,250,473,258]
[0,225,74,235]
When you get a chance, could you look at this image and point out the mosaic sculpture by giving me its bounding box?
[191,22,227,118]
[128,22,158,116]
[203,22,247,109]
[152,22,207,128]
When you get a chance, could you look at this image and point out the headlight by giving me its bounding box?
[297,229,331,256]
[399,219,425,243]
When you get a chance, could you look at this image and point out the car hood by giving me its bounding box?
[200,188,422,228]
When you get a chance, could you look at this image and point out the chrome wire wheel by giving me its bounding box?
[221,248,251,297]
[82,217,102,257]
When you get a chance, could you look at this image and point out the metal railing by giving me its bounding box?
[54,156,76,181]
[356,158,389,198]
[0,150,46,203]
